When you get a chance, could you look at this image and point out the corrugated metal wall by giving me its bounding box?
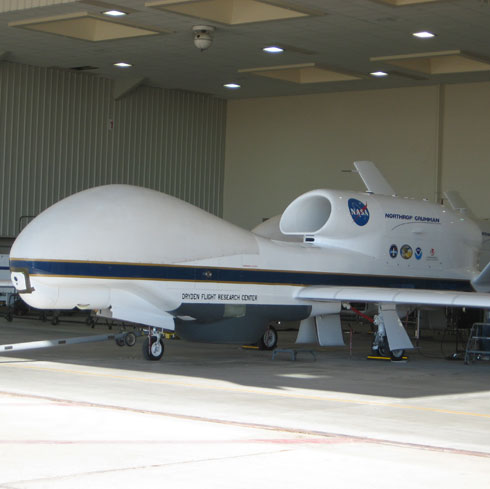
[0,62,226,237]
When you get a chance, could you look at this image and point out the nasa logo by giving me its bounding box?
[348,198,370,227]
[415,247,422,260]
[389,244,398,258]
[401,244,413,260]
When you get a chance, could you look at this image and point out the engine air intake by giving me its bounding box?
[280,194,332,235]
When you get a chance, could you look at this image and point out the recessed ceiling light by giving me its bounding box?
[224,83,241,89]
[263,46,284,54]
[102,10,128,17]
[370,71,389,77]
[412,31,436,39]
[114,62,133,68]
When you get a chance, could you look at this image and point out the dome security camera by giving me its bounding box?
[193,25,215,51]
[194,31,212,50]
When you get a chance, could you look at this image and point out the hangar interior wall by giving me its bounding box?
[224,82,490,230]
[0,61,226,237]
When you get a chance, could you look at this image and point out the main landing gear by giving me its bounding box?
[372,313,405,360]
[372,334,404,360]
[258,325,278,350]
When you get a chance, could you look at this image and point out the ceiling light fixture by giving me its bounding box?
[114,62,133,68]
[370,71,389,77]
[263,46,284,54]
[412,31,436,39]
[102,10,128,17]
[224,83,241,89]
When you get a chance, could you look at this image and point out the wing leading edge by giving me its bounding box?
[296,285,490,308]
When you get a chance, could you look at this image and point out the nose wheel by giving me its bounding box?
[143,334,165,361]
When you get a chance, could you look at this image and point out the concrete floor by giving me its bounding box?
[0,315,489,488]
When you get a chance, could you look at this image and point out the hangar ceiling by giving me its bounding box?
[0,0,490,99]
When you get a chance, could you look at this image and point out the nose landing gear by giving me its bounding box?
[142,331,165,361]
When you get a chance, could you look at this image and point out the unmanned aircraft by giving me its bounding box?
[8,161,490,360]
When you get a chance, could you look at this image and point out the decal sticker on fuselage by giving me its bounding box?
[426,248,438,261]
[389,244,398,258]
[182,292,258,302]
[385,213,440,225]
[401,244,413,259]
[348,199,370,226]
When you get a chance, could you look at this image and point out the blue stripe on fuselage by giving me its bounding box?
[9,259,474,292]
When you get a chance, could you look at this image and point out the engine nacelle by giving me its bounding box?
[279,190,381,253]
[279,189,482,270]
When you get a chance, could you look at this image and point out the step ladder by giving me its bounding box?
[464,322,490,365]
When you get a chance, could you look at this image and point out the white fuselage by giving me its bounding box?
[9,185,482,340]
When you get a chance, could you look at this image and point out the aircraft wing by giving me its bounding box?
[296,285,490,308]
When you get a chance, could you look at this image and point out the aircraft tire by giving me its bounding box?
[390,349,405,361]
[124,332,137,347]
[142,336,165,361]
[115,337,125,347]
[258,325,278,350]
[376,338,404,360]
[374,336,387,357]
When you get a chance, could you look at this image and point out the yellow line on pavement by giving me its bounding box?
[2,361,490,419]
